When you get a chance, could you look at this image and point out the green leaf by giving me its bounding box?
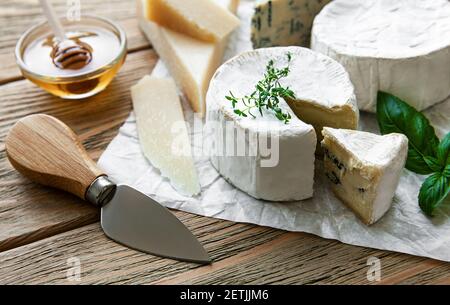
[437,132,450,167]
[443,164,450,178]
[418,172,450,216]
[287,52,292,62]
[224,52,294,124]
[424,156,443,173]
[376,91,439,175]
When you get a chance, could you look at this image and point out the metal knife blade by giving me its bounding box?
[101,185,211,264]
[5,114,211,264]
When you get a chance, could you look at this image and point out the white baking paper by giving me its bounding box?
[98,1,450,262]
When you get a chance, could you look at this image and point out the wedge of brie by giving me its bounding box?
[312,0,450,112]
[206,47,358,201]
[321,127,408,225]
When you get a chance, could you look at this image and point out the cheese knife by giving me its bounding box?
[5,114,211,264]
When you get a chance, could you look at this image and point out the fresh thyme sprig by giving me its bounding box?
[225,52,295,124]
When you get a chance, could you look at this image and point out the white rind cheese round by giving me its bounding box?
[206,46,358,201]
[312,0,450,112]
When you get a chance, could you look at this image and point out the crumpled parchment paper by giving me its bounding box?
[98,0,450,262]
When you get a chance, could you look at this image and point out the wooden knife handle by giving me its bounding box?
[5,114,105,200]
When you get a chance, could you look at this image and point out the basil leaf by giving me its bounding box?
[376,91,439,175]
[437,132,450,167]
[444,164,450,178]
[419,172,450,216]
[424,156,443,173]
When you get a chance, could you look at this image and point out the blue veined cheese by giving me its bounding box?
[321,128,408,225]
[251,0,331,48]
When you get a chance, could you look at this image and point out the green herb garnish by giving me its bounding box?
[226,52,295,124]
[377,91,450,216]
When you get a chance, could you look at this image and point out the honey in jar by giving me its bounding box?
[16,16,127,99]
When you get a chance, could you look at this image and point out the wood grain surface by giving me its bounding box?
[0,0,449,285]
[0,0,150,84]
[1,219,448,285]
[0,49,157,252]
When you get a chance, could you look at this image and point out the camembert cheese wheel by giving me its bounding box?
[206,47,358,201]
[312,0,450,112]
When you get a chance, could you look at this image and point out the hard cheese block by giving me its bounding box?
[207,46,357,201]
[146,0,240,42]
[321,127,408,225]
[131,76,200,196]
[312,0,450,112]
[251,0,331,48]
[138,0,238,117]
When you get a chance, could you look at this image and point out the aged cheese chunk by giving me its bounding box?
[207,46,357,201]
[312,0,450,112]
[131,76,200,196]
[138,0,238,117]
[146,0,240,42]
[251,0,331,48]
[321,127,408,225]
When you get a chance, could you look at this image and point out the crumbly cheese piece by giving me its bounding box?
[321,127,408,225]
[312,0,450,112]
[146,0,240,42]
[131,76,200,196]
[251,0,331,48]
[208,46,356,201]
[138,0,238,117]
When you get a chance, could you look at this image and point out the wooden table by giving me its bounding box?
[0,0,449,285]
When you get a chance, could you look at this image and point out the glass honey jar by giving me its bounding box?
[15,15,127,99]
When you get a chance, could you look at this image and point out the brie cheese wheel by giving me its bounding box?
[321,127,408,225]
[251,0,331,49]
[206,46,358,201]
[312,0,450,112]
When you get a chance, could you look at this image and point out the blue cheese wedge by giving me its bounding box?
[251,0,331,48]
[312,0,450,112]
[321,128,408,225]
[206,46,357,201]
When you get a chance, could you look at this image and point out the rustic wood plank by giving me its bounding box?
[156,236,442,285]
[0,0,150,84]
[0,217,447,284]
[1,0,448,286]
[0,218,286,284]
[0,49,157,252]
[0,53,22,85]
[375,259,441,285]
[398,263,450,284]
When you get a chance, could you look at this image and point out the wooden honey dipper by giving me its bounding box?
[39,0,92,70]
